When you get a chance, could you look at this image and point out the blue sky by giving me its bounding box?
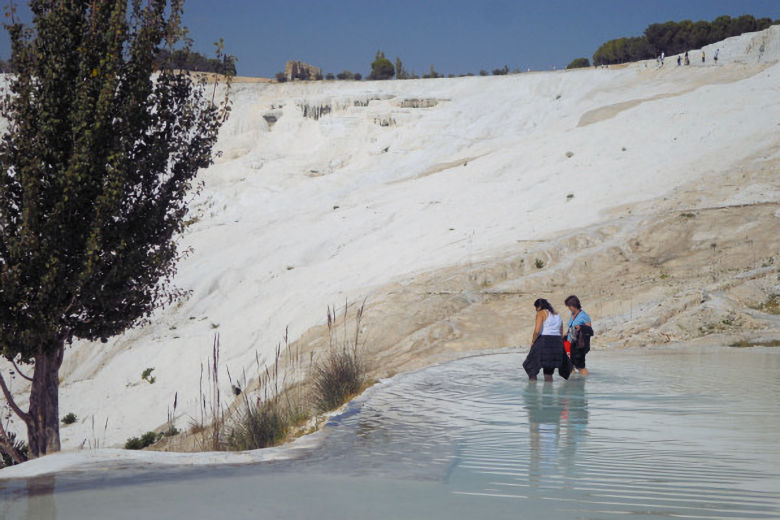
[2,1,779,76]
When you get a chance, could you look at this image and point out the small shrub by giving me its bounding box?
[189,421,206,435]
[354,73,362,81]
[479,69,488,76]
[141,367,156,384]
[312,302,367,412]
[566,57,590,69]
[143,431,160,445]
[226,330,309,451]
[125,437,143,450]
[163,425,180,437]
[492,65,509,75]
[325,72,335,80]
[534,258,545,269]
[753,295,780,315]
[0,431,29,467]
[124,431,160,450]
[227,397,298,450]
[313,348,364,412]
[275,71,287,83]
[62,412,77,425]
[565,151,574,158]
[566,193,574,200]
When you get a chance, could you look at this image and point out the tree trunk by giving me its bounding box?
[26,343,64,458]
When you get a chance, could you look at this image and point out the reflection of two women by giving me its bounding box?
[525,380,588,481]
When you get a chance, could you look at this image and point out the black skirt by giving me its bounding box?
[523,335,572,379]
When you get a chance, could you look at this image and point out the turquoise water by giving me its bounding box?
[2,347,780,519]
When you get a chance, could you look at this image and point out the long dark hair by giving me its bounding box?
[564,295,582,310]
[533,298,557,315]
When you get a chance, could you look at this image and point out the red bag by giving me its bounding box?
[563,340,571,355]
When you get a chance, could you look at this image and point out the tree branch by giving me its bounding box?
[0,371,29,423]
[10,358,33,382]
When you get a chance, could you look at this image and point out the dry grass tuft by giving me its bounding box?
[180,302,370,453]
[312,301,368,412]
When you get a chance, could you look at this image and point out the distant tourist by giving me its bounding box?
[685,51,690,66]
[564,295,594,376]
[714,48,719,64]
[702,51,706,63]
[660,52,665,67]
[523,299,572,381]
[677,55,682,66]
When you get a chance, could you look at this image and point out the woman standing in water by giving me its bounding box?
[523,298,572,381]
[565,295,593,376]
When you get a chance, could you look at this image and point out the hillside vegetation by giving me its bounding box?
[593,14,778,65]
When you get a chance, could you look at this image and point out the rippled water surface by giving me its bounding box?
[2,347,780,519]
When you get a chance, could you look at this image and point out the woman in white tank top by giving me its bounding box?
[523,298,572,382]
[540,310,562,337]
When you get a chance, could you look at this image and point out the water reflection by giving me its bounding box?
[26,475,57,520]
[0,473,57,519]
[2,349,780,520]
[525,380,588,485]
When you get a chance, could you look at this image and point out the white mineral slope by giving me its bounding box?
[2,27,780,467]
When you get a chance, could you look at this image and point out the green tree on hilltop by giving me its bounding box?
[566,57,590,69]
[395,57,408,79]
[369,50,394,80]
[0,0,229,461]
[593,14,779,66]
[423,64,441,79]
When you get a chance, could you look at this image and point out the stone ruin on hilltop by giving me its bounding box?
[286,60,322,81]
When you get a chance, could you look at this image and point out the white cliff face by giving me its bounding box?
[3,26,780,451]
